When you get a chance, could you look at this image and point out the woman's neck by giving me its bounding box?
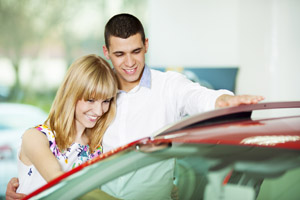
[74,129,89,145]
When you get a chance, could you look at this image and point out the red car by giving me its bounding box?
[24,101,300,200]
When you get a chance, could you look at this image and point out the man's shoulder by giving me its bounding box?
[148,68,188,91]
[149,68,184,79]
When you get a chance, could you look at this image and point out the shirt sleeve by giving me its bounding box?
[165,71,234,116]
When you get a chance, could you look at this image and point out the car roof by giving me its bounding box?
[155,101,300,134]
[155,116,300,149]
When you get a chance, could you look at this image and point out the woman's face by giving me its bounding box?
[75,98,112,133]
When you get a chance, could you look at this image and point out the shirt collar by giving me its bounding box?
[139,65,151,89]
[117,65,151,94]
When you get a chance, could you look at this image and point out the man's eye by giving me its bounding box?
[133,50,141,54]
[115,53,123,57]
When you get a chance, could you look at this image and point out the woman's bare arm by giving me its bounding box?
[20,128,64,182]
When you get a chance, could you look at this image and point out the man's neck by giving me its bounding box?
[119,79,140,92]
[117,66,146,92]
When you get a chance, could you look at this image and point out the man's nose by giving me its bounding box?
[124,54,135,67]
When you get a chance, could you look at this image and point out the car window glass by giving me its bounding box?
[28,143,300,199]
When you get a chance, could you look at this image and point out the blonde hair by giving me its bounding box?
[46,54,118,152]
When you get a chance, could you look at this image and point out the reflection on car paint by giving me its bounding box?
[241,135,300,146]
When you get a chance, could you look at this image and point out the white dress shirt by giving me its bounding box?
[101,66,233,199]
[103,66,233,152]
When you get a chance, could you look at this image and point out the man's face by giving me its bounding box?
[103,33,148,92]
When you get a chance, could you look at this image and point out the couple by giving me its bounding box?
[6,13,264,200]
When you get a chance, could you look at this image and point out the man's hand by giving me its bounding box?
[6,177,26,200]
[216,94,265,108]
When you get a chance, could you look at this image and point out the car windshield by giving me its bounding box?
[29,141,300,200]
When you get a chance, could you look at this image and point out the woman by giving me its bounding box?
[16,54,118,194]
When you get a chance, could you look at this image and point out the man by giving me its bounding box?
[101,13,263,153]
[6,13,264,199]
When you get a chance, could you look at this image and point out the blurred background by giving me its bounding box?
[0,0,299,198]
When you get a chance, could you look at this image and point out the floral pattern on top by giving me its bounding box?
[35,124,102,170]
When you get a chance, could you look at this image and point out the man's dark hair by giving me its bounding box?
[104,13,145,49]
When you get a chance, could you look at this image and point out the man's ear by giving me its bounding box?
[103,45,110,60]
[144,38,149,53]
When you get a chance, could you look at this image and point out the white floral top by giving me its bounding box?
[17,124,102,194]
[35,124,102,170]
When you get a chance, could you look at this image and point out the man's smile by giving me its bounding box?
[123,67,137,75]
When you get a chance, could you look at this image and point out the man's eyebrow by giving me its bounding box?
[132,47,142,52]
[112,48,142,55]
[112,51,124,55]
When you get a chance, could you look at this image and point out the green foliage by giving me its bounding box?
[0,0,147,109]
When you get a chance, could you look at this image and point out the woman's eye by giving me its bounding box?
[104,98,112,103]
[87,99,95,103]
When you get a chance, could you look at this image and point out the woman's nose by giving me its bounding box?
[93,102,103,116]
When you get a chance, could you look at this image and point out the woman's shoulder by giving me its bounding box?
[34,124,53,135]
[21,125,50,146]
[23,124,55,142]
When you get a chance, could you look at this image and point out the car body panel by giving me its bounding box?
[155,116,300,150]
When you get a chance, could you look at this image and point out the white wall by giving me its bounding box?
[147,0,239,66]
[147,0,300,101]
[238,0,300,101]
